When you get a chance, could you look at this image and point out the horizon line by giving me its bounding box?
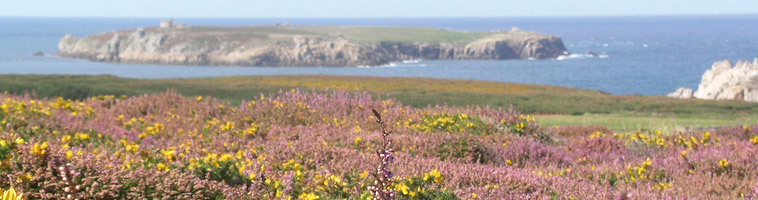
[2,13,758,19]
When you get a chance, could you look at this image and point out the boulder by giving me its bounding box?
[672,59,758,102]
[667,87,693,99]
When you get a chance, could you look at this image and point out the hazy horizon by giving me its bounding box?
[3,13,758,19]
[2,0,757,18]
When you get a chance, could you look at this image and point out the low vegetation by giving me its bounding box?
[1,74,756,131]
[0,89,757,199]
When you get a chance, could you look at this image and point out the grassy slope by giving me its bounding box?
[1,74,756,130]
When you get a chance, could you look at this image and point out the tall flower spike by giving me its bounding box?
[368,109,395,200]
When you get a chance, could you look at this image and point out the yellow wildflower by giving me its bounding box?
[125,144,139,154]
[219,153,234,162]
[1,187,24,200]
[61,135,71,143]
[719,159,729,168]
[429,169,443,183]
[16,173,32,182]
[298,193,319,200]
[31,142,48,157]
[75,133,89,140]
[161,150,176,161]
[395,183,409,195]
[66,150,73,160]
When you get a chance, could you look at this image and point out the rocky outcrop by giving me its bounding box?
[667,87,693,99]
[670,59,758,102]
[159,19,185,28]
[57,26,569,67]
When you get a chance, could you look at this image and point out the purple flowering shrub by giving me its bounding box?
[0,90,756,199]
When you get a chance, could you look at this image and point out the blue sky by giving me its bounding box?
[2,0,757,18]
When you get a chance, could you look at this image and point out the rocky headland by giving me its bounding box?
[669,58,758,102]
[57,22,569,67]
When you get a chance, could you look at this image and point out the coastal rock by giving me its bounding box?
[159,20,185,28]
[672,59,758,102]
[667,87,693,99]
[57,25,569,67]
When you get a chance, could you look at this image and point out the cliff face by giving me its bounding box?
[58,26,568,67]
[668,59,758,102]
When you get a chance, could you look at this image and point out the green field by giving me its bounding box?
[1,74,756,131]
[536,113,758,132]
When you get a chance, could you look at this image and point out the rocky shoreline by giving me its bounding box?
[669,59,758,102]
[57,23,569,67]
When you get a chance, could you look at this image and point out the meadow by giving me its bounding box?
[1,74,757,131]
[0,74,757,199]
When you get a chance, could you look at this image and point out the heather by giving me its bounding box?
[0,90,757,199]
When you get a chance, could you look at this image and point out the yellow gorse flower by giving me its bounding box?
[61,135,72,143]
[719,159,729,168]
[395,182,410,195]
[65,150,73,160]
[157,163,168,171]
[14,137,23,145]
[298,192,319,200]
[426,169,443,183]
[75,133,89,140]
[31,142,48,157]
[1,187,23,200]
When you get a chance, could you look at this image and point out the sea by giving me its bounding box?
[1,15,757,95]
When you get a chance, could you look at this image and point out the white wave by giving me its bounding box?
[402,59,421,63]
[383,63,398,67]
[556,54,588,60]
[357,61,429,68]
[556,53,609,60]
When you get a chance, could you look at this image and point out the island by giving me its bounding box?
[57,22,569,67]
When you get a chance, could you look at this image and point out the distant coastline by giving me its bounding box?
[3,16,757,95]
[56,21,569,67]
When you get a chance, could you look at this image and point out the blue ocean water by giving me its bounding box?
[1,15,757,95]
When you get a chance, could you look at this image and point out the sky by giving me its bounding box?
[1,0,757,18]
